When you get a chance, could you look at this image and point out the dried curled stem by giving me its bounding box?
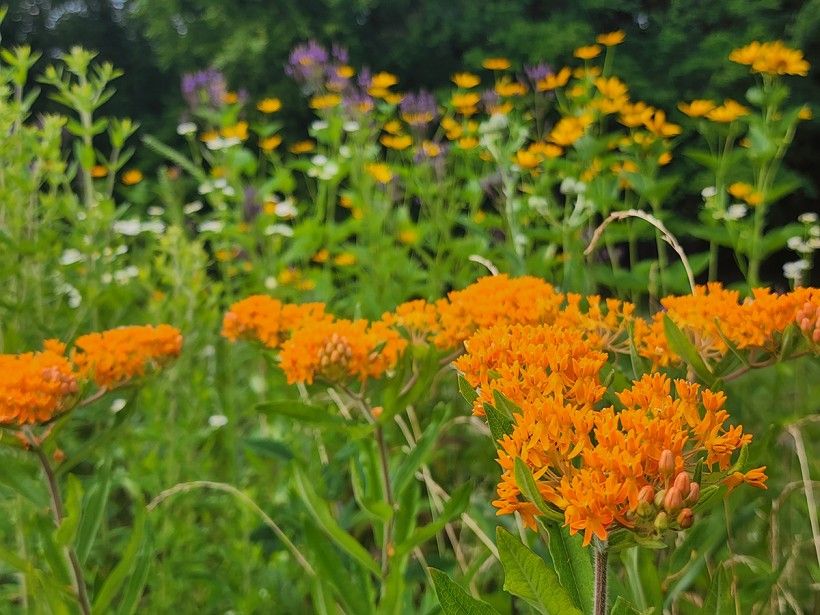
[585,209,696,294]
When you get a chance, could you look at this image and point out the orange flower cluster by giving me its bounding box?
[221,295,330,349]
[635,284,818,367]
[279,319,406,385]
[72,324,183,388]
[0,341,77,424]
[729,40,810,76]
[460,320,760,545]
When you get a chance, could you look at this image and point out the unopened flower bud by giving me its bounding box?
[654,488,666,508]
[636,501,654,518]
[654,511,669,531]
[638,485,655,504]
[52,449,66,463]
[659,449,675,478]
[686,482,700,505]
[677,508,694,529]
[663,487,684,513]
[673,471,691,495]
[371,406,383,419]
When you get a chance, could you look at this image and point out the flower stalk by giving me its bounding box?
[593,538,608,615]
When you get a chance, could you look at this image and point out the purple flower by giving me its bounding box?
[285,40,330,91]
[342,89,375,115]
[400,90,437,128]
[524,63,553,85]
[181,68,227,111]
[242,186,261,223]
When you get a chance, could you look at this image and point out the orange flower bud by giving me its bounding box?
[673,471,691,495]
[371,406,384,419]
[659,449,675,478]
[677,508,694,529]
[638,485,655,504]
[663,487,684,513]
[686,482,700,505]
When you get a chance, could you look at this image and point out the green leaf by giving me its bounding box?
[243,436,294,461]
[92,496,147,613]
[514,458,563,522]
[458,374,478,406]
[392,407,447,497]
[430,568,499,615]
[292,467,380,576]
[115,532,153,615]
[76,457,113,564]
[703,565,733,614]
[395,483,471,557]
[663,315,714,385]
[610,596,647,614]
[496,527,583,615]
[544,523,594,614]
[257,400,372,436]
[484,403,515,447]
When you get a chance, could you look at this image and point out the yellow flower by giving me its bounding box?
[223,91,239,104]
[452,72,481,88]
[337,65,355,78]
[370,71,398,89]
[658,151,672,165]
[200,130,219,143]
[310,94,342,110]
[339,194,354,209]
[399,228,419,245]
[289,140,316,154]
[548,115,592,146]
[495,77,527,97]
[728,182,753,200]
[221,121,249,140]
[798,105,813,121]
[380,134,413,150]
[90,165,108,178]
[263,201,277,215]
[677,99,715,117]
[644,110,682,137]
[574,45,602,60]
[297,278,316,291]
[384,92,404,105]
[482,57,511,70]
[530,142,563,158]
[312,249,329,263]
[121,169,143,186]
[595,76,628,100]
[421,141,442,157]
[257,98,282,113]
[457,136,479,150]
[451,92,481,109]
[596,30,625,46]
[730,40,809,76]
[706,99,749,123]
[383,120,403,135]
[619,101,655,128]
[536,67,572,91]
[366,162,394,184]
[514,149,540,169]
[334,252,357,266]
[260,135,282,152]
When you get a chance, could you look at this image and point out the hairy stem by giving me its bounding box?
[593,538,609,615]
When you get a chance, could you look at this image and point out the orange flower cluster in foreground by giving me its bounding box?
[221,295,330,348]
[729,40,810,76]
[460,323,760,545]
[1,325,182,425]
[0,341,77,424]
[72,324,183,389]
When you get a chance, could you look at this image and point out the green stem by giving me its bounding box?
[593,538,608,615]
[375,425,395,576]
[32,441,92,615]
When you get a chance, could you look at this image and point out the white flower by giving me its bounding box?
[148,206,165,216]
[783,259,810,280]
[343,121,360,132]
[311,154,329,166]
[275,199,298,218]
[113,219,143,236]
[198,182,214,195]
[197,220,224,233]
[184,200,203,214]
[264,276,277,290]
[177,122,197,136]
[311,120,329,132]
[141,220,166,234]
[201,344,215,357]
[725,204,748,221]
[59,249,84,266]
[264,224,294,237]
[58,282,82,308]
[701,186,717,199]
[110,398,127,413]
[101,273,113,284]
[222,185,236,197]
[114,266,139,284]
[798,212,818,224]
[339,145,352,158]
[208,414,229,428]
[114,244,128,256]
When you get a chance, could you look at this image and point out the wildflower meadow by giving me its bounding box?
[1,5,819,614]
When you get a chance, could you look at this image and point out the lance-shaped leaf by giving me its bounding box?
[430,568,499,615]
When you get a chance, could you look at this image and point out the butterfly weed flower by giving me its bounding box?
[71,325,183,389]
[222,295,330,349]
[0,341,77,424]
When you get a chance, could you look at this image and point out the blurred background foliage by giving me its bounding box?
[2,0,818,284]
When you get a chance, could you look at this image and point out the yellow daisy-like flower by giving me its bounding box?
[380,134,413,150]
[514,149,540,169]
[574,45,602,60]
[260,135,282,152]
[399,228,420,245]
[310,94,342,110]
[482,57,511,71]
[677,100,716,117]
[334,252,357,266]
[90,165,108,178]
[257,98,282,113]
[536,67,572,92]
[289,140,316,154]
[457,136,479,150]
[729,40,810,76]
[706,99,749,123]
[121,169,143,186]
[596,30,625,46]
[495,77,528,97]
[366,162,394,184]
[223,91,239,104]
[221,121,249,140]
[451,92,481,109]
[370,71,399,90]
[451,72,481,88]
